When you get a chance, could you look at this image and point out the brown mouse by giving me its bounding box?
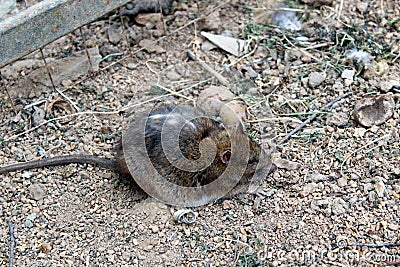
[0,106,273,207]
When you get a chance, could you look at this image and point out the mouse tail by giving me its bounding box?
[0,155,116,174]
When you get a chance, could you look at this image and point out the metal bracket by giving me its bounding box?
[0,0,131,68]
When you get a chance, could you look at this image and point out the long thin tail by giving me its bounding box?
[0,155,116,174]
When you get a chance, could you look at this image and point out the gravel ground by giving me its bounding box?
[1,0,399,266]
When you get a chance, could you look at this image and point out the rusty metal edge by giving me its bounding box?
[0,0,131,68]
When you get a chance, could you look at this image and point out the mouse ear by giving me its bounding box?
[220,149,231,164]
[235,120,245,134]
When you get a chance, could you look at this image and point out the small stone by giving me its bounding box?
[122,252,130,260]
[165,70,181,81]
[341,69,356,80]
[138,254,146,261]
[184,228,190,237]
[222,200,232,209]
[240,66,259,79]
[308,173,330,182]
[127,63,137,70]
[349,180,358,188]
[301,56,312,63]
[25,220,34,228]
[134,13,162,26]
[28,184,46,201]
[379,76,400,92]
[108,25,122,45]
[272,158,301,170]
[21,172,33,178]
[247,87,259,96]
[363,183,374,193]
[150,225,159,233]
[353,94,395,127]
[107,254,115,262]
[138,39,165,54]
[344,79,353,86]
[308,72,326,88]
[337,177,348,187]
[301,182,318,197]
[198,11,221,31]
[331,198,348,215]
[264,189,277,197]
[61,79,72,87]
[348,196,358,204]
[353,127,367,138]
[368,191,377,202]
[32,106,45,126]
[25,213,37,228]
[370,125,380,133]
[152,29,165,37]
[315,199,330,206]
[388,223,399,231]
[385,230,396,239]
[374,177,385,197]
[245,209,254,217]
[39,243,52,253]
[197,86,235,116]
[332,81,344,91]
[326,112,349,127]
[301,77,309,86]
[356,1,368,13]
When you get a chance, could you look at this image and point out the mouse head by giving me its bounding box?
[210,120,264,177]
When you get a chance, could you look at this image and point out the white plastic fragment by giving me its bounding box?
[201,31,247,57]
[173,209,198,224]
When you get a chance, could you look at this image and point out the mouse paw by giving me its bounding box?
[252,186,268,211]
[254,186,269,198]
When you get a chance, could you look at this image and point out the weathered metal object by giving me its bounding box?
[0,0,131,68]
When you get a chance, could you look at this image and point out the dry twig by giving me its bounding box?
[186,51,230,87]
[274,92,352,148]
[145,60,195,103]
[7,220,15,267]
[39,49,80,112]
[3,85,197,142]
[340,133,391,172]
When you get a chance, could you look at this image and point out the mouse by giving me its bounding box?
[0,105,273,207]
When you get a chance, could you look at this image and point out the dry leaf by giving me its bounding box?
[45,93,75,115]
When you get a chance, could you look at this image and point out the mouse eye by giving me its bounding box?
[220,149,231,164]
